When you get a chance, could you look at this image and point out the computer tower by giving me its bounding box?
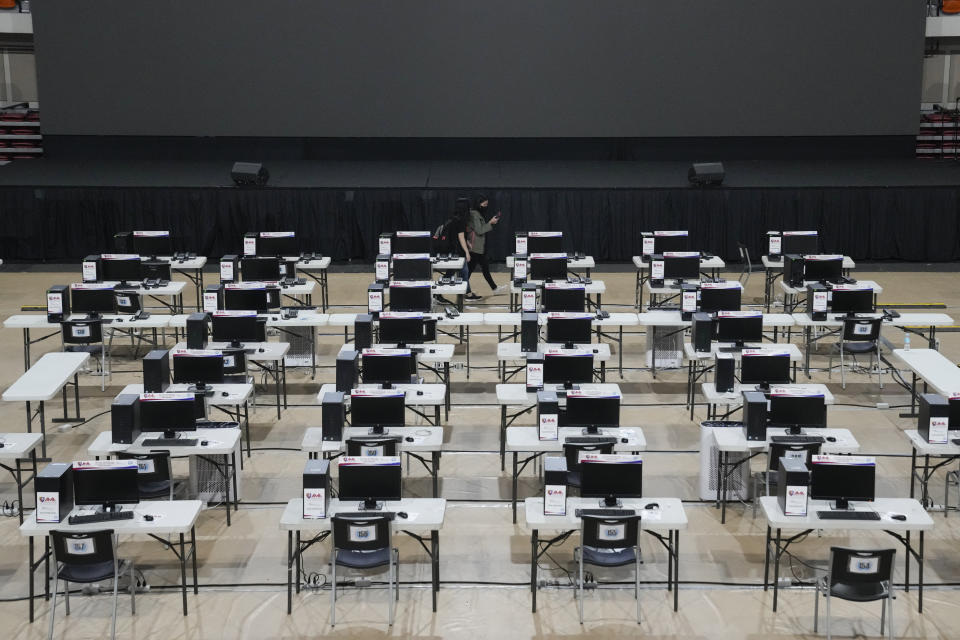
[515,232,528,255]
[111,393,141,444]
[379,232,392,256]
[544,456,568,515]
[46,285,70,323]
[368,283,385,316]
[336,351,359,393]
[243,232,257,255]
[690,312,714,353]
[513,255,528,284]
[321,391,346,442]
[521,312,539,353]
[35,463,74,523]
[537,390,560,440]
[743,391,768,441]
[716,353,735,393]
[82,255,100,282]
[526,353,544,392]
[375,253,391,283]
[919,393,950,444]
[423,317,437,342]
[776,457,809,516]
[681,283,699,321]
[203,284,223,314]
[303,459,331,519]
[142,349,170,393]
[113,231,132,253]
[521,283,538,312]
[806,283,829,320]
[186,312,208,349]
[220,254,240,283]
[783,254,804,288]
[354,314,374,350]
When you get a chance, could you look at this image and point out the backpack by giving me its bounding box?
[433,217,460,254]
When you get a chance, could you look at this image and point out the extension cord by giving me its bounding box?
[538,579,562,588]
[777,577,792,588]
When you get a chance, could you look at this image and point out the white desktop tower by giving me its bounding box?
[646,326,683,369]
[190,455,243,504]
[698,422,749,501]
[281,326,313,367]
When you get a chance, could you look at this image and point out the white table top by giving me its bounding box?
[4,313,174,330]
[497,343,611,362]
[119,382,253,407]
[432,282,468,295]
[172,341,290,362]
[632,255,725,270]
[87,428,241,457]
[507,426,645,452]
[296,257,332,270]
[508,255,596,269]
[523,497,687,532]
[2,352,90,402]
[341,343,455,364]
[0,432,43,459]
[169,312,328,329]
[904,429,960,456]
[636,311,795,328]
[273,281,316,296]
[496,383,622,405]
[892,348,960,396]
[781,279,882,296]
[302,426,444,454]
[760,496,933,531]
[280,498,446,533]
[701,383,835,406]
[20,500,203,537]
[159,256,208,269]
[483,312,639,327]
[710,426,859,454]
[326,312,484,327]
[792,312,954,328]
[685,342,803,362]
[316,383,447,407]
[93,280,186,296]
[762,255,856,270]
[510,281,606,295]
[433,257,465,270]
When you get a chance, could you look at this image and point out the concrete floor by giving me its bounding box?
[0,266,959,639]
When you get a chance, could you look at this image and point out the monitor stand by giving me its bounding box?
[368,424,387,436]
[830,499,850,510]
[563,341,576,350]
[719,341,745,353]
[755,382,771,393]
[380,382,393,390]
[114,280,136,290]
[188,383,215,397]
[563,381,580,391]
[672,279,684,288]
[86,312,101,320]
[582,425,601,435]
[786,424,804,436]
[601,496,622,508]
[97,502,123,515]
[359,499,383,511]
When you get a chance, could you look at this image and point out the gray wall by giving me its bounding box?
[33,1,925,138]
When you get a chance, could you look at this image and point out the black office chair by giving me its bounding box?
[61,319,108,391]
[330,514,399,626]
[814,547,896,640]
[117,452,174,500]
[345,437,399,457]
[737,242,756,291]
[752,442,821,517]
[828,317,884,390]
[575,514,643,625]
[563,442,615,489]
[48,530,135,640]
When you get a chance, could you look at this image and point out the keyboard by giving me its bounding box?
[194,421,239,429]
[718,346,743,353]
[564,436,617,445]
[142,438,199,447]
[702,421,743,429]
[68,510,135,525]
[333,511,396,521]
[574,509,636,518]
[816,510,881,521]
[770,435,825,445]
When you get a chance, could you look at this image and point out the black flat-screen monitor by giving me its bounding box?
[714,314,763,346]
[648,232,689,255]
[581,459,643,502]
[133,231,172,257]
[769,393,826,429]
[211,312,262,346]
[804,256,843,282]
[541,284,585,312]
[831,288,874,315]
[392,254,433,281]
[242,256,281,282]
[100,255,142,283]
[565,394,620,429]
[172,352,225,388]
[256,233,298,257]
[140,260,171,281]
[379,314,424,346]
[529,255,568,282]
[543,352,594,385]
[740,353,792,386]
[546,315,593,347]
[809,457,875,509]
[223,286,277,312]
[351,392,406,428]
[362,351,416,386]
[389,283,433,312]
[113,291,141,315]
[72,464,140,509]
[139,393,197,433]
[338,459,403,504]
[699,285,742,313]
[71,286,116,315]
[662,253,701,280]
[526,232,563,254]
[781,232,818,255]
[392,231,433,255]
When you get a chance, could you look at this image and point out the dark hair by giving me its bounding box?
[473,194,489,209]
[454,197,470,216]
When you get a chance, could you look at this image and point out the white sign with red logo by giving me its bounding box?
[243,236,257,255]
[303,488,327,519]
[538,413,558,441]
[37,492,61,523]
[544,483,567,516]
[768,235,782,255]
[928,416,949,444]
[784,484,808,516]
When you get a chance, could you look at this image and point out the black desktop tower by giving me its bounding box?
[375,253,391,283]
[220,254,240,283]
[336,351,359,393]
[806,283,829,320]
[111,393,141,444]
[919,393,950,444]
[521,312,539,352]
[46,285,70,323]
[680,283,699,320]
[302,459,331,519]
[776,457,809,516]
[378,232,392,256]
[537,390,560,438]
[783,254,804,287]
[142,349,170,392]
[243,232,258,255]
[354,314,374,350]
[113,231,132,253]
[521,283,538,312]
[691,312,714,353]
[423,317,437,342]
[82,255,101,282]
[35,463,74,524]
[743,391,768,441]
[716,353,735,393]
[203,284,223,314]
[526,353,544,392]
[321,392,346,441]
[368,283,385,316]
[543,456,568,515]
[186,312,208,349]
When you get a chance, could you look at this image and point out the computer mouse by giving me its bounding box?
[429,349,435,354]
[200,440,209,446]
[826,436,837,443]
[143,514,154,522]
[396,511,408,519]
[416,390,423,396]
[405,436,414,442]
[593,349,599,354]
[644,503,660,510]
[890,514,906,521]
[258,348,265,352]
[620,437,629,444]
[221,391,229,397]
[116,318,123,322]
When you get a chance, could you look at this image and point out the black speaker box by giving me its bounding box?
[716,353,735,393]
[354,314,374,350]
[743,390,768,441]
[321,391,346,441]
[47,285,70,323]
[688,162,725,186]
[111,393,141,444]
[231,162,269,186]
[186,312,208,349]
[521,311,539,353]
[691,312,714,353]
[142,349,170,393]
[336,350,359,392]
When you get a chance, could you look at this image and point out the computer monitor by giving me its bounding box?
[338,458,403,509]
[350,391,406,433]
[780,232,818,256]
[172,351,225,391]
[133,231,172,258]
[543,352,594,387]
[378,313,424,347]
[362,350,416,387]
[699,285,742,313]
[545,314,593,348]
[100,255,142,285]
[242,256,281,282]
[740,353,792,388]
[580,458,643,506]
[541,284,585,312]
[830,288,874,316]
[769,392,826,434]
[647,231,689,255]
[72,462,140,512]
[139,392,197,439]
[211,312,262,347]
[392,231,433,255]
[714,313,763,347]
[389,283,433,312]
[528,254,568,282]
[71,285,116,317]
[526,232,563,254]
[114,291,142,315]
[392,254,433,281]
[223,286,277,312]
[662,252,701,282]
[809,456,876,509]
[565,393,620,434]
[140,260,172,281]
[256,232,298,258]
[804,256,843,283]
[950,398,960,430]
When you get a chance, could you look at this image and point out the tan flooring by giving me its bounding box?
[0,268,959,638]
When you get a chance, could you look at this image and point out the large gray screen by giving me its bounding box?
[33,1,924,137]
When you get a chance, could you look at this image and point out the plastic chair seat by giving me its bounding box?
[831,580,888,602]
[582,546,636,567]
[58,560,116,584]
[837,342,876,355]
[335,547,391,570]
